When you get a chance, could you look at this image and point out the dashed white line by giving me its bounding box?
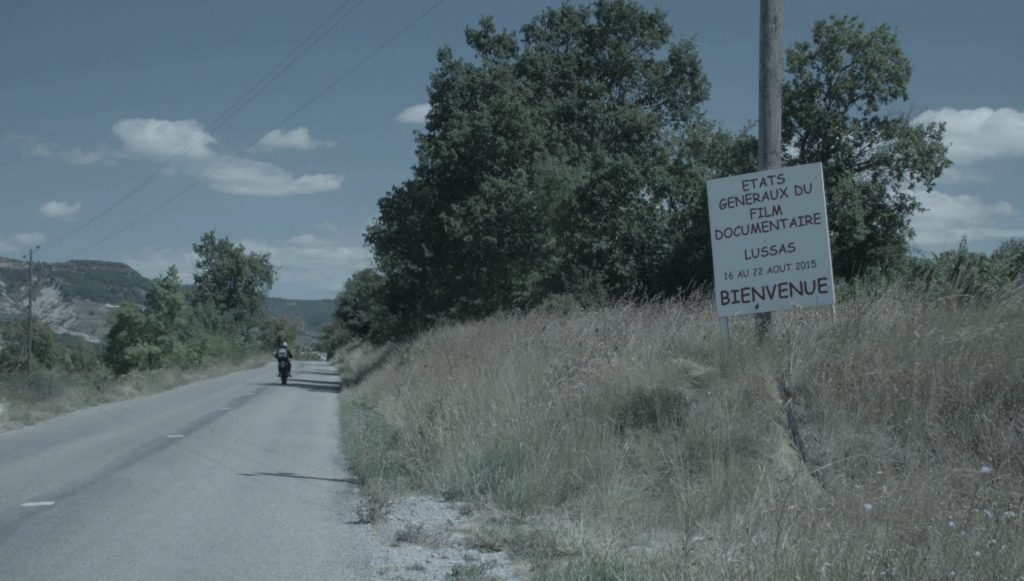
[167,434,184,438]
[220,407,230,411]
[21,501,56,507]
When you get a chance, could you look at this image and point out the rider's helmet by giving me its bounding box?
[282,342,288,348]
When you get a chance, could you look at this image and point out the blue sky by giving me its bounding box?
[2,0,1022,299]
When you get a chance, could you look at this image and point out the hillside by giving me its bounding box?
[265,297,334,334]
[0,257,151,305]
[0,257,152,343]
[0,256,336,343]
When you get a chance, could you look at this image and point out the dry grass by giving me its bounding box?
[0,355,265,433]
[339,287,1024,579]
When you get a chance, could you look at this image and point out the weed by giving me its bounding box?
[338,286,1024,579]
[354,490,392,525]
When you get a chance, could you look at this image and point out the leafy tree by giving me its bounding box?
[192,231,276,328]
[146,266,191,350]
[317,318,345,356]
[332,269,386,340]
[367,0,734,335]
[104,267,194,374]
[104,302,151,374]
[657,121,757,292]
[329,268,403,344]
[260,315,305,350]
[783,16,951,276]
[0,317,56,371]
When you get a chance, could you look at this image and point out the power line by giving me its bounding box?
[41,0,362,253]
[55,0,447,263]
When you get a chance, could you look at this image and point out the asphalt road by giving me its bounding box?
[0,361,378,580]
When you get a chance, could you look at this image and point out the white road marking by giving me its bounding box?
[21,501,55,507]
[220,407,230,411]
[167,434,184,438]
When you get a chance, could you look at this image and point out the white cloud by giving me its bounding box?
[39,200,82,220]
[111,118,342,196]
[936,165,991,185]
[62,148,108,166]
[206,157,342,196]
[242,230,372,299]
[4,132,53,157]
[256,127,330,151]
[911,190,1024,248]
[113,118,217,161]
[4,132,114,166]
[28,144,53,157]
[913,107,1024,165]
[13,232,47,246]
[396,103,430,125]
[287,233,318,246]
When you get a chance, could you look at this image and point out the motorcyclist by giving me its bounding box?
[275,341,294,377]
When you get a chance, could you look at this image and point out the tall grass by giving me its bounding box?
[339,286,1024,579]
[0,351,263,432]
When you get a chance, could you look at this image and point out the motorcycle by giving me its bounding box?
[278,359,290,385]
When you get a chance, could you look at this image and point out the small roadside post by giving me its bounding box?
[756,0,783,339]
[25,246,39,377]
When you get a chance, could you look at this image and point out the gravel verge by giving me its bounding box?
[364,495,528,580]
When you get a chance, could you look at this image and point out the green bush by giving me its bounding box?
[0,317,56,372]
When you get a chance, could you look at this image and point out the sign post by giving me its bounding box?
[26,247,35,376]
[757,0,783,337]
[706,162,835,328]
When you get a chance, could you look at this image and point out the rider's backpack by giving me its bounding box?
[276,347,289,360]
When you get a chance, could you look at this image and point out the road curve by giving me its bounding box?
[0,361,377,580]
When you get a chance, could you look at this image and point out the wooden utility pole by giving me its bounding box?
[26,247,35,375]
[757,0,783,338]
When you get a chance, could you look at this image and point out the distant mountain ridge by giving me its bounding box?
[265,297,334,337]
[0,257,152,306]
[0,257,151,342]
[0,257,334,342]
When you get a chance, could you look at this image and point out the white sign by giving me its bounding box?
[706,162,835,318]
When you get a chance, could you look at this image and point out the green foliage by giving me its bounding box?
[0,317,56,371]
[104,267,193,374]
[61,338,102,374]
[104,263,260,375]
[991,237,1024,283]
[367,0,752,337]
[839,238,1024,304]
[783,15,951,276]
[927,238,998,297]
[922,237,1024,298]
[192,230,276,328]
[329,268,400,345]
[104,302,149,374]
[317,319,346,356]
[259,314,305,350]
